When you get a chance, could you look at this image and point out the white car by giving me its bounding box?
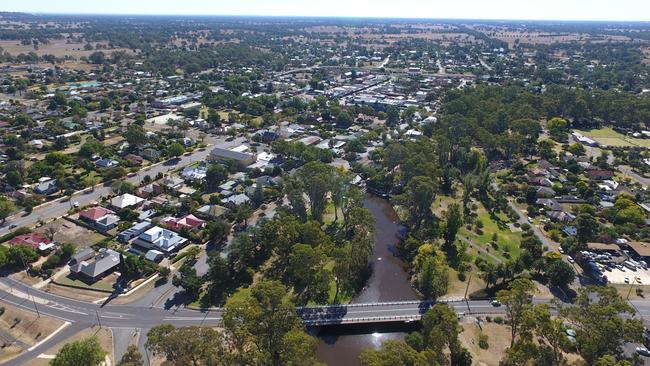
[567,256,575,264]
[625,277,630,284]
[636,346,650,357]
[73,201,79,208]
[558,247,564,254]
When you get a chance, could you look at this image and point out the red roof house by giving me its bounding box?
[10,233,52,251]
[79,207,114,222]
[163,214,206,232]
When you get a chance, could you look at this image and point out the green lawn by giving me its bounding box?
[459,203,522,262]
[56,276,115,292]
[575,128,650,148]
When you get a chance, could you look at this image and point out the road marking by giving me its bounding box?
[28,321,71,351]
[37,354,56,359]
[163,317,222,321]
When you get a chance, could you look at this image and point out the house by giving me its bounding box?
[586,169,614,181]
[208,147,256,167]
[197,204,228,219]
[95,158,119,168]
[536,198,563,212]
[182,166,207,182]
[34,179,58,195]
[547,211,575,223]
[536,187,556,198]
[163,214,206,232]
[69,248,121,282]
[132,226,187,253]
[117,221,154,242]
[563,226,577,236]
[10,233,54,252]
[137,183,164,197]
[124,154,144,166]
[70,248,95,264]
[111,193,145,210]
[144,250,164,262]
[222,193,251,206]
[162,176,184,191]
[140,148,161,160]
[79,207,120,231]
[626,241,650,260]
[527,176,553,187]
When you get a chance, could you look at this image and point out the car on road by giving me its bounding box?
[491,300,501,307]
[567,256,575,263]
[8,224,17,229]
[558,247,564,254]
[636,346,650,357]
[625,277,630,284]
[73,201,79,208]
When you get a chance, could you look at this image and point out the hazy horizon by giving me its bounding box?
[3,0,650,22]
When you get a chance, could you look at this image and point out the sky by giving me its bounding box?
[3,0,650,22]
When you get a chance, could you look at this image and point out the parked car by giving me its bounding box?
[491,300,501,307]
[636,346,650,357]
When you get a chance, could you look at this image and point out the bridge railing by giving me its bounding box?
[303,314,423,325]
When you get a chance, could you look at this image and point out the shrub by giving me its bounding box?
[485,316,492,322]
[494,316,504,324]
[478,333,489,349]
[458,272,466,281]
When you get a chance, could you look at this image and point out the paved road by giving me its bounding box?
[0,145,216,236]
[0,276,512,366]
[619,165,650,188]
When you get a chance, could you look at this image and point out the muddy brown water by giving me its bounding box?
[316,195,419,365]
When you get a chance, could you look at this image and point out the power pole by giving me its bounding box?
[95,310,102,328]
[464,274,472,314]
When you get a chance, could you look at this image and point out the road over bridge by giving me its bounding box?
[2,276,650,366]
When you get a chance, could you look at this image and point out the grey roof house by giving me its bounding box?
[69,248,121,282]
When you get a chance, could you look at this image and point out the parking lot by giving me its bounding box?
[605,266,650,285]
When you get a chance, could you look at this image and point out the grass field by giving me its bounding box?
[459,203,522,262]
[575,128,650,148]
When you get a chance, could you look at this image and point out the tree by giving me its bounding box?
[296,162,333,222]
[562,286,643,364]
[222,280,315,365]
[146,325,225,366]
[402,176,436,228]
[172,265,204,301]
[386,105,400,126]
[0,198,16,223]
[89,51,106,64]
[51,337,106,366]
[206,219,230,244]
[443,203,462,247]
[117,344,143,366]
[545,260,575,288]
[167,143,185,158]
[83,173,101,191]
[336,111,353,128]
[417,256,449,300]
[205,164,228,192]
[6,245,38,268]
[287,244,331,304]
[497,278,536,347]
[124,124,147,147]
[547,117,568,142]
[360,340,433,366]
[205,253,230,305]
[280,329,322,366]
[575,213,598,244]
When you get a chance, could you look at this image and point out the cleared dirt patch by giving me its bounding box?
[35,219,106,249]
[25,326,113,366]
[0,303,64,362]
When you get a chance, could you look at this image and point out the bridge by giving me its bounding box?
[296,298,498,326]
